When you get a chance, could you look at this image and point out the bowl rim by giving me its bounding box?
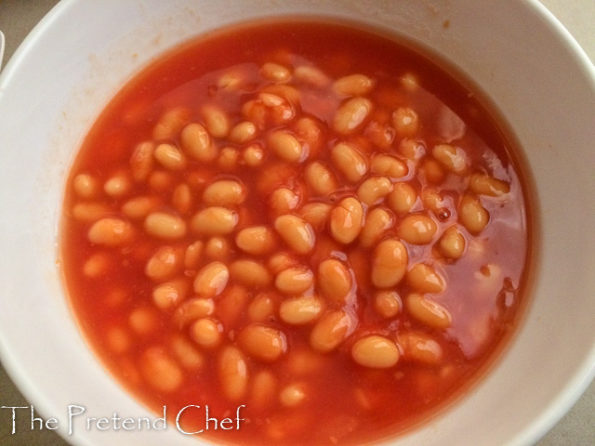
[0,1,593,445]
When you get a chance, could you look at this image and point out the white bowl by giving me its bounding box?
[0,1,593,445]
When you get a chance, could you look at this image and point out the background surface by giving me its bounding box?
[0,0,593,444]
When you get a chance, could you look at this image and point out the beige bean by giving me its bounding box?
[400,72,420,91]
[267,252,298,275]
[248,292,276,322]
[104,173,131,197]
[130,141,155,181]
[205,236,233,261]
[371,238,408,288]
[459,194,489,234]
[242,144,265,167]
[374,290,401,318]
[279,296,323,325]
[122,196,160,220]
[331,142,368,182]
[200,104,230,138]
[269,187,300,213]
[184,241,204,269]
[106,327,130,354]
[294,65,330,88]
[88,218,134,246]
[264,83,299,104]
[333,97,373,134]
[333,74,375,96]
[405,293,452,329]
[83,252,110,278]
[299,203,331,230]
[274,215,315,254]
[268,130,305,162]
[229,121,257,144]
[190,318,222,348]
[421,158,446,183]
[218,346,248,401]
[407,263,445,293]
[181,123,217,162]
[171,335,204,370]
[73,173,98,198]
[294,116,324,154]
[205,235,232,259]
[317,259,353,303]
[191,207,238,236]
[148,170,174,192]
[351,335,400,368]
[217,147,239,171]
[330,197,364,244]
[275,266,313,294]
[370,154,408,178]
[145,246,181,281]
[173,297,215,328]
[359,208,394,248]
[260,62,292,82]
[154,143,186,170]
[398,138,426,160]
[365,120,395,150]
[217,69,245,91]
[129,307,159,335]
[438,225,466,259]
[152,278,188,310]
[387,182,417,214]
[172,183,192,215]
[153,107,190,140]
[251,370,278,410]
[235,226,276,256]
[230,259,272,287]
[357,176,393,205]
[238,323,287,362]
[304,162,337,196]
[279,383,307,407]
[140,347,183,392]
[469,173,510,196]
[310,310,353,353]
[193,261,229,298]
[72,202,111,222]
[392,107,419,137]
[398,214,437,245]
[144,212,187,240]
[398,331,443,366]
[432,144,468,174]
[285,349,326,375]
[203,180,246,207]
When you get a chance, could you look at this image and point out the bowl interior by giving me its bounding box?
[0,1,593,445]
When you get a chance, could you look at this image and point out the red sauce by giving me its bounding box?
[61,19,532,445]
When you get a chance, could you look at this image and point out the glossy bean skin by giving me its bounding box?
[317,259,353,303]
[459,194,489,234]
[405,293,452,329]
[274,215,316,254]
[309,310,353,353]
[193,261,229,298]
[351,335,400,368]
[330,197,364,244]
[398,214,437,245]
[88,218,134,246]
[238,323,287,362]
[191,207,238,236]
[372,239,408,288]
[279,296,323,325]
[218,346,248,401]
[333,97,373,134]
[331,142,368,183]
